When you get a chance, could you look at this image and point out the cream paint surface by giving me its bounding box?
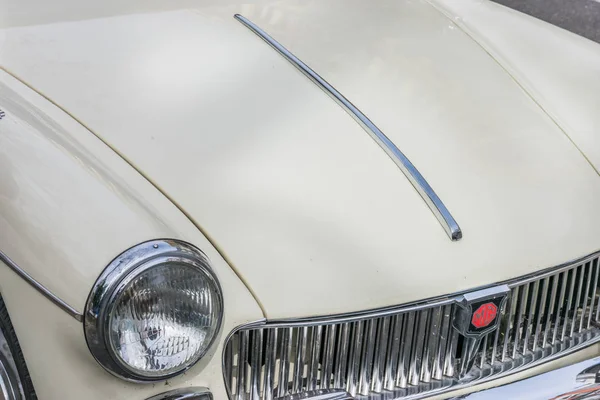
[1,0,600,320]
[429,0,600,174]
[0,71,264,398]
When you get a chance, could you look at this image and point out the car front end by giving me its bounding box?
[2,0,600,399]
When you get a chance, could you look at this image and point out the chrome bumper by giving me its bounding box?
[279,356,600,400]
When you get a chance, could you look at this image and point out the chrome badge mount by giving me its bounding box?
[452,285,511,379]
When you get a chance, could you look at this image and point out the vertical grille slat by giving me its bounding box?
[490,317,500,364]
[580,263,593,333]
[432,305,452,380]
[384,314,403,390]
[571,264,586,337]
[224,255,600,400]
[421,307,442,383]
[543,274,559,347]
[523,281,539,352]
[250,329,263,400]
[408,310,429,386]
[358,320,378,394]
[371,317,390,392]
[562,269,577,341]
[277,328,292,398]
[479,335,488,368]
[553,270,568,345]
[334,323,350,388]
[398,312,416,388]
[321,325,336,389]
[501,289,515,362]
[588,259,600,329]
[532,277,548,351]
[307,326,321,391]
[443,325,459,377]
[346,321,364,395]
[263,328,277,400]
[291,327,304,393]
[512,284,528,358]
[237,330,249,400]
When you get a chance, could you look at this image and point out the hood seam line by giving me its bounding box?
[0,64,268,318]
[422,0,600,179]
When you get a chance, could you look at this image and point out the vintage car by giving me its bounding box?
[1,0,600,399]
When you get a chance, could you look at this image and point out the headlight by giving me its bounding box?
[84,239,223,381]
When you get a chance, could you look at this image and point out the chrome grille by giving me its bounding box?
[224,254,600,399]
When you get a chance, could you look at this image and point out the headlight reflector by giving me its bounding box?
[84,240,223,381]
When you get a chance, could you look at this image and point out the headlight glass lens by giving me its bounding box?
[84,240,224,381]
[107,261,222,377]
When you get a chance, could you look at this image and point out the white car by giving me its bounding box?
[1,0,600,399]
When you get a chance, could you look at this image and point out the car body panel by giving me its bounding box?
[429,0,600,175]
[0,70,264,399]
[2,0,600,319]
[2,251,598,400]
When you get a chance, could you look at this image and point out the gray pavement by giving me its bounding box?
[493,0,600,43]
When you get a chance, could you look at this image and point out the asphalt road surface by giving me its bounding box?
[493,0,600,43]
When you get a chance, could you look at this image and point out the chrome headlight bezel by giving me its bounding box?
[84,239,224,382]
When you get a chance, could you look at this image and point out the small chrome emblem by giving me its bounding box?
[452,285,510,379]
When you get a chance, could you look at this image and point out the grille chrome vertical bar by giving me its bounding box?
[409,310,429,386]
[513,284,528,358]
[334,323,350,388]
[263,328,278,400]
[543,274,559,347]
[502,289,516,362]
[237,330,249,400]
[595,260,600,322]
[322,324,337,389]
[553,271,568,344]
[533,277,549,352]
[358,319,377,394]
[307,326,322,391]
[479,335,488,368]
[421,307,442,383]
[444,324,459,377]
[398,312,416,387]
[346,321,364,395]
[384,314,403,390]
[277,328,292,397]
[233,13,462,241]
[371,317,390,393]
[562,269,577,341]
[589,259,600,328]
[490,318,501,364]
[579,263,593,333]
[250,329,263,400]
[291,327,306,393]
[571,263,586,336]
[433,305,452,380]
[225,340,234,392]
[523,281,539,352]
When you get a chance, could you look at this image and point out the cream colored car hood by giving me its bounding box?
[2,0,600,319]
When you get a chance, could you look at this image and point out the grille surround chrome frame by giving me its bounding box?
[224,250,600,399]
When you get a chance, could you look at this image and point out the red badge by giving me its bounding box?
[471,303,498,328]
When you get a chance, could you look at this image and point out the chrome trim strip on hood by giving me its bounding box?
[0,249,83,322]
[234,14,462,241]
